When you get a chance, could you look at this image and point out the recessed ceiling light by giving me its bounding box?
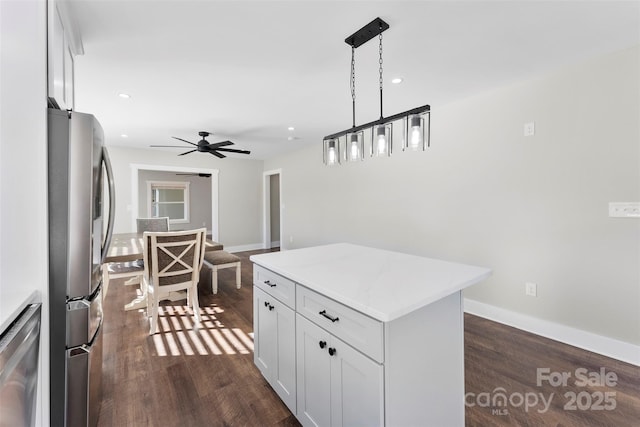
[120,134,128,138]
[391,77,403,84]
[287,126,295,131]
[118,93,131,99]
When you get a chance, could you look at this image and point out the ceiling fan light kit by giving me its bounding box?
[323,17,431,166]
[150,130,250,159]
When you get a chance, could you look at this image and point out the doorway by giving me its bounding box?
[263,169,282,249]
[130,164,219,240]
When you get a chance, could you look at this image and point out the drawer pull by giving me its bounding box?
[328,347,337,356]
[319,310,339,323]
[319,340,327,349]
[264,280,277,287]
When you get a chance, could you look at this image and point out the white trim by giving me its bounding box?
[271,240,280,248]
[224,242,265,253]
[464,298,640,366]
[262,169,283,250]
[130,164,219,241]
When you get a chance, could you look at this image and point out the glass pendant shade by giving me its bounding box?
[403,113,427,151]
[371,123,392,157]
[323,138,341,166]
[345,131,364,162]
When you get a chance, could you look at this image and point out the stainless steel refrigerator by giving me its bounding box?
[48,108,115,427]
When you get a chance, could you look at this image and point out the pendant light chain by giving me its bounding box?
[351,45,356,128]
[378,29,384,119]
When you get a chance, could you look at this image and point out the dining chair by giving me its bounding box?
[136,217,170,233]
[102,217,171,297]
[144,228,207,335]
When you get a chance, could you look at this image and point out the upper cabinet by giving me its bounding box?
[48,0,83,110]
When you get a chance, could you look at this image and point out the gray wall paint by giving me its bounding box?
[108,146,263,247]
[270,174,280,242]
[264,46,640,345]
[137,170,212,231]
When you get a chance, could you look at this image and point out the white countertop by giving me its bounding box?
[250,243,492,322]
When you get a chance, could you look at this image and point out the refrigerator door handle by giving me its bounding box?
[101,146,116,264]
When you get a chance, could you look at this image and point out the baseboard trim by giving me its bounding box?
[464,298,639,366]
[225,243,265,253]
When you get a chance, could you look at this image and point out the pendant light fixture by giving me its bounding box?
[323,17,431,165]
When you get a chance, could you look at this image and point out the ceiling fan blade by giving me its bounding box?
[207,141,234,148]
[210,151,226,159]
[176,173,212,177]
[171,137,198,146]
[214,147,251,154]
[178,149,197,156]
[150,145,194,148]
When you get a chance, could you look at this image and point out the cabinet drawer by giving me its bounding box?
[296,285,383,363]
[253,264,296,309]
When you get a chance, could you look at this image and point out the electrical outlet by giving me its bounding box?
[609,202,640,218]
[525,282,537,297]
[524,122,535,137]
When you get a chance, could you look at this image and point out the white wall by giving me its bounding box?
[0,0,49,425]
[264,46,640,346]
[107,146,263,247]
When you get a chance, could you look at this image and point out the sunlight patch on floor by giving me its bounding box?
[151,304,253,356]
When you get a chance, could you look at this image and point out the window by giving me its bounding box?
[147,181,190,224]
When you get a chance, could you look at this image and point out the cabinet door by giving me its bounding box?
[272,297,296,412]
[63,44,74,109]
[253,288,296,412]
[49,5,65,106]
[254,287,275,378]
[330,336,384,427]
[296,315,331,427]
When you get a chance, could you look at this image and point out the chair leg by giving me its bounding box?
[235,262,241,289]
[102,265,110,299]
[211,267,218,294]
[149,291,158,335]
[191,285,201,324]
[123,275,141,286]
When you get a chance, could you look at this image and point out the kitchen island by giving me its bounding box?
[250,243,491,427]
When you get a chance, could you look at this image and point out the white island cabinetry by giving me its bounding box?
[253,266,297,413]
[251,243,491,426]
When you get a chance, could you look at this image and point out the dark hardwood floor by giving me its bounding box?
[98,249,639,426]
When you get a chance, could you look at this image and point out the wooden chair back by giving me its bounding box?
[143,228,206,289]
[137,217,170,233]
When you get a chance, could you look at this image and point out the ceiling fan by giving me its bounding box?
[150,131,250,158]
[175,173,211,178]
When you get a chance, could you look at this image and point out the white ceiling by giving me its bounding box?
[69,0,639,160]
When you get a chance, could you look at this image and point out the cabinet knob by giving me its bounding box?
[328,347,337,356]
[268,303,274,311]
[318,340,327,349]
[264,301,269,307]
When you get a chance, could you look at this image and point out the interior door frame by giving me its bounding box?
[130,163,219,241]
[263,169,282,249]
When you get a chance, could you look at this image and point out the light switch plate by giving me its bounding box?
[609,202,640,218]
[524,122,535,137]
[525,282,537,297]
